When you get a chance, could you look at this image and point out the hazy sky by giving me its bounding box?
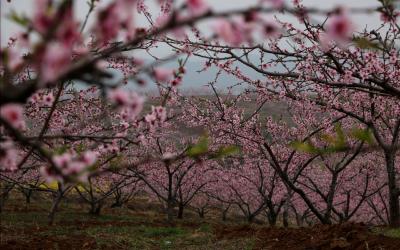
[1,0,382,46]
[0,0,386,92]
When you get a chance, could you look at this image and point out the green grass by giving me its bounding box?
[373,227,400,238]
[1,210,214,249]
[4,195,400,249]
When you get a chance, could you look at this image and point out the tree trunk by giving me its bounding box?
[267,212,277,226]
[385,151,400,227]
[110,202,123,208]
[198,208,205,218]
[222,206,230,221]
[0,184,13,213]
[166,199,175,222]
[177,203,184,219]
[247,214,255,223]
[48,194,63,225]
[282,209,289,228]
[25,189,33,204]
[89,202,103,215]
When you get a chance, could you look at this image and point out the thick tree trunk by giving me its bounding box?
[48,194,63,225]
[222,206,230,221]
[247,214,255,223]
[24,189,33,204]
[198,209,205,218]
[110,202,123,208]
[89,202,103,215]
[267,213,277,226]
[282,209,289,228]
[166,199,175,222]
[0,184,13,213]
[385,151,400,227]
[177,203,184,219]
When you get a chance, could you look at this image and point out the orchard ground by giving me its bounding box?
[1,192,400,250]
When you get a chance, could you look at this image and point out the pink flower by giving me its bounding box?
[33,0,53,34]
[145,113,157,125]
[42,93,55,106]
[40,42,71,84]
[171,77,182,86]
[81,151,97,166]
[153,106,167,122]
[0,141,18,171]
[154,68,175,82]
[64,161,86,175]
[108,88,144,121]
[187,0,209,16]
[57,18,80,48]
[0,103,25,130]
[96,3,121,43]
[108,88,131,106]
[263,20,282,39]
[213,19,248,46]
[162,152,175,160]
[53,153,72,169]
[262,0,285,9]
[325,10,354,44]
[155,13,172,28]
[6,47,23,71]
[95,0,136,44]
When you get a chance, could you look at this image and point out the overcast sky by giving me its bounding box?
[1,0,382,46]
[0,0,386,92]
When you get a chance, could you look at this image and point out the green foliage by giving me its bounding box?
[215,145,241,158]
[8,10,30,27]
[107,155,124,171]
[351,128,374,145]
[53,145,70,155]
[75,143,86,154]
[187,134,240,159]
[291,123,375,155]
[372,227,400,238]
[353,37,381,50]
[187,135,209,157]
[290,141,319,154]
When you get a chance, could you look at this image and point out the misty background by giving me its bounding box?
[0,0,384,94]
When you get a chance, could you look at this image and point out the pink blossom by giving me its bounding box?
[155,13,172,28]
[171,77,182,86]
[56,6,81,48]
[325,10,354,44]
[0,141,18,171]
[53,153,72,169]
[263,20,282,39]
[154,68,175,82]
[96,3,121,43]
[0,103,25,130]
[64,161,86,175]
[153,106,167,122]
[42,93,55,106]
[262,0,285,9]
[187,0,210,16]
[145,113,157,125]
[95,0,136,44]
[213,19,248,46]
[108,88,144,119]
[162,152,175,160]
[6,47,23,71]
[33,0,53,34]
[40,42,71,84]
[81,151,97,166]
[108,88,131,106]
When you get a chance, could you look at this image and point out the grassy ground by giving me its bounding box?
[0,195,256,250]
[1,194,400,250]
